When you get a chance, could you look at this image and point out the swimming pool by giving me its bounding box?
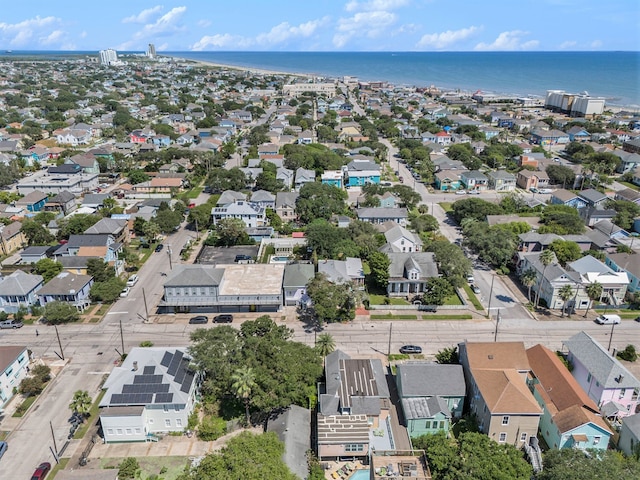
[349,470,370,480]
[270,256,290,263]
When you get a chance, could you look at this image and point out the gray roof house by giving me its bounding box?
[82,193,110,209]
[619,413,640,457]
[564,331,640,418]
[317,350,391,460]
[318,258,365,289]
[487,170,516,192]
[387,252,439,298]
[20,246,51,264]
[577,188,609,208]
[211,200,266,228]
[460,170,489,190]
[283,263,315,306]
[216,190,246,207]
[356,207,408,225]
[266,405,311,479]
[276,166,294,189]
[275,191,299,221]
[44,190,77,215]
[0,270,44,314]
[294,167,316,191]
[37,272,93,311]
[99,347,200,443]
[379,224,423,253]
[250,189,276,209]
[396,362,466,438]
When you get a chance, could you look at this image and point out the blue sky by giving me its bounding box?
[1,0,638,52]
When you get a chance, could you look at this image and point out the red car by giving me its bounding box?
[31,462,51,480]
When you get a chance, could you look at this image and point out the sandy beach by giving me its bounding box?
[170,55,312,79]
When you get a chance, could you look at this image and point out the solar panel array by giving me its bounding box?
[111,393,153,405]
[143,365,155,375]
[122,383,170,394]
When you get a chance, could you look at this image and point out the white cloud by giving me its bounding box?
[40,30,65,45]
[122,6,164,24]
[417,26,481,49]
[80,31,87,39]
[345,0,409,12]
[591,39,603,48]
[197,19,212,28]
[191,34,250,51]
[119,6,187,49]
[559,40,577,49]
[0,15,60,47]
[256,17,329,46]
[334,10,397,47]
[474,30,539,51]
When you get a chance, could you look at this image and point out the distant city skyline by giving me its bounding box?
[1,0,638,53]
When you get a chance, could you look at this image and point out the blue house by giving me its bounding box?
[434,170,464,191]
[345,159,380,187]
[527,344,612,451]
[605,252,640,293]
[16,190,48,212]
[321,170,343,189]
[151,135,172,147]
[567,126,591,142]
[550,189,588,208]
[396,362,466,439]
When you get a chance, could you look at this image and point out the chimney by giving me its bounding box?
[133,361,138,371]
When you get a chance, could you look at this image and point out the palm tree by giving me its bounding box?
[520,269,537,303]
[69,390,92,418]
[316,333,336,368]
[584,281,603,318]
[535,250,556,308]
[558,284,574,318]
[231,366,256,426]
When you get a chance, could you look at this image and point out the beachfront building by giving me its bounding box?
[283,82,337,97]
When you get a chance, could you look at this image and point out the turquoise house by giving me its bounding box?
[345,159,380,187]
[321,170,343,189]
[605,252,640,294]
[434,170,463,191]
[527,344,613,451]
[396,363,466,439]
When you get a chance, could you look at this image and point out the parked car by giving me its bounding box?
[120,287,130,298]
[467,189,480,195]
[400,345,422,354]
[529,187,539,193]
[0,441,7,460]
[31,462,51,480]
[595,314,621,325]
[539,188,553,194]
[471,284,481,294]
[154,244,164,252]
[466,275,475,283]
[455,190,467,195]
[126,274,139,287]
[214,314,234,323]
[0,319,23,329]
[234,254,252,262]
[189,316,208,325]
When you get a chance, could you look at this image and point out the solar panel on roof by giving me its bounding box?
[143,365,155,375]
[160,351,173,367]
[133,374,163,384]
[167,350,183,376]
[174,362,188,385]
[180,371,195,393]
[154,393,173,404]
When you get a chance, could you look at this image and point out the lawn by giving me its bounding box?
[101,456,190,480]
[370,314,418,320]
[421,314,473,320]
[443,294,463,306]
[462,284,484,311]
[48,458,69,479]
[619,181,640,192]
[368,294,410,305]
[439,202,453,212]
[12,395,37,417]
[184,186,204,199]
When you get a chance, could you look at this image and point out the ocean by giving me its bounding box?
[2,50,639,107]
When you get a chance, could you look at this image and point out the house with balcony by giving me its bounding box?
[516,170,550,191]
[84,218,129,245]
[396,362,465,438]
[317,350,391,461]
[434,170,464,191]
[567,126,591,142]
[550,189,588,208]
[567,255,629,306]
[487,170,516,192]
[283,263,315,306]
[345,159,380,187]
[530,129,570,146]
[44,191,77,216]
[99,347,201,443]
[458,341,542,446]
[0,346,30,409]
[211,200,266,228]
[37,272,93,311]
[250,190,276,210]
[0,270,44,314]
[460,170,488,191]
[159,264,284,313]
[605,252,640,294]
[386,252,439,298]
[526,344,612,451]
[321,170,343,189]
[563,331,640,419]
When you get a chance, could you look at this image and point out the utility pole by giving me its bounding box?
[119,319,125,357]
[487,275,496,319]
[54,325,64,361]
[167,246,173,270]
[50,421,59,460]
[608,321,617,352]
[494,309,501,342]
[195,218,199,241]
[142,288,150,322]
[388,323,393,356]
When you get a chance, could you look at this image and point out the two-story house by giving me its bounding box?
[344,159,381,187]
[396,362,466,439]
[379,225,423,253]
[15,190,48,212]
[605,252,640,294]
[386,252,439,298]
[516,170,550,191]
[0,270,44,314]
[0,222,26,256]
[527,344,612,451]
[317,350,391,461]
[43,191,77,216]
[487,170,516,192]
[37,272,93,311]
[211,200,266,228]
[460,170,489,191]
[99,347,201,443]
[0,346,30,409]
[294,168,316,191]
[318,258,365,289]
[275,192,299,222]
[282,263,315,307]
[458,341,542,447]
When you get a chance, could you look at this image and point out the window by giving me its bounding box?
[502,416,510,426]
[175,405,180,412]
[126,428,132,435]
[176,419,183,427]
[594,436,601,445]
[439,421,445,429]
[587,373,592,383]
[149,419,154,424]
[164,405,169,412]
[425,421,431,429]
[520,433,527,443]
[107,429,114,435]
[620,388,627,399]
[165,419,171,427]
[345,444,364,452]
[135,428,141,434]
[499,433,507,443]
[117,429,123,435]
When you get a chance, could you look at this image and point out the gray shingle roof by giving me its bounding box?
[401,396,451,420]
[164,265,224,287]
[0,270,43,296]
[266,405,311,480]
[564,331,640,389]
[388,252,438,279]
[283,263,315,288]
[38,272,92,295]
[396,363,466,397]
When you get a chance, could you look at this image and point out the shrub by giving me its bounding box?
[197,415,227,441]
[139,341,154,347]
[118,457,140,480]
[618,345,638,362]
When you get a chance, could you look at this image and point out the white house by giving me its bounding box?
[0,346,30,409]
[99,347,201,443]
[379,224,423,253]
[211,200,266,228]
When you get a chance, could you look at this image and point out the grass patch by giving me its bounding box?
[422,314,473,320]
[362,261,371,275]
[74,390,106,439]
[185,186,204,199]
[94,304,110,316]
[0,431,8,441]
[619,181,640,191]
[439,202,453,212]
[462,284,484,311]
[48,457,69,479]
[618,313,640,319]
[12,395,37,417]
[101,456,189,480]
[89,317,101,323]
[368,294,410,305]
[371,314,418,320]
[443,294,463,306]
[388,354,410,361]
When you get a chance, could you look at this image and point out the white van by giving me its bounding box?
[595,314,621,325]
[126,274,139,287]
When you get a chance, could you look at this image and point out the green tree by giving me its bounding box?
[426,240,472,287]
[206,166,246,192]
[435,346,459,364]
[215,218,251,246]
[316,333,336,367]
[57,213,101,240]
[69,390,92,417]
[142,220,160,242]
[367,251,391,289]
[21,219,54,245]
[546,164,576,187]
[584,281,603,317]
[520,268,538,303]
[548,239,582,266]
[608,200,640,230]
[451,198,504,223]
[618,344,638,362]
[558,284,574,317]
[295,182,347,224]
[33,258,63,282]
[535,250,556,308]
[188,204,212,231]
[410,214,439,234]
[86,258,114,283]
[90,277,126,303]
[118,457,141,480]
[538,449,640,480]
[127,170,150,184]
[539,205,585,235]
[307,273,356,324]
[231,366,257,425]
[153,203,183,233]
[423,277,455,305]
[390,184,422,209]
[43,301,80,324]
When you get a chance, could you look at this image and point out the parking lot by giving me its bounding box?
[196,245,259,264]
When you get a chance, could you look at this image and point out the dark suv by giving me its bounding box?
[188,316,208,324]
[234,254,252,262]
[213,314,234,323]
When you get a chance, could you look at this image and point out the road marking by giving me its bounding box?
[107,311,128,314]
[88,372,112,374]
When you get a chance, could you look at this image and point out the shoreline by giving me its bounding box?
[171,55,312,79]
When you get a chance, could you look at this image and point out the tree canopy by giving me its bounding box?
[539,205,585,235]
[295,182,348,224]
[451,198,504,223]
[306,273,357,324]
[538,449,640,480]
